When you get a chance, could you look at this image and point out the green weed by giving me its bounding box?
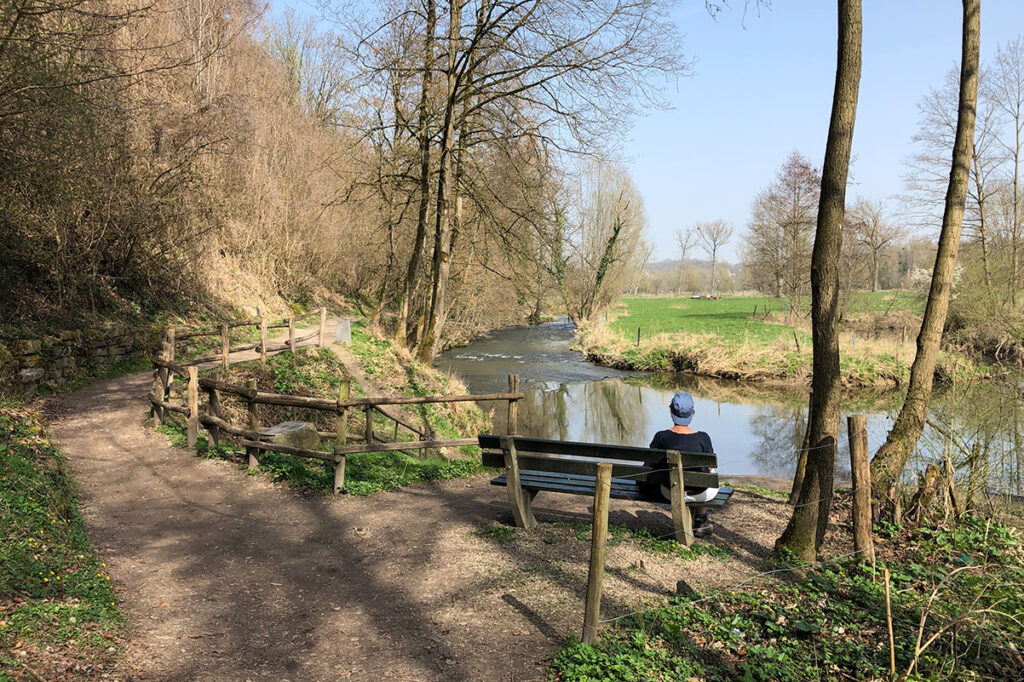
[0,401,123,676]
[549,516,1024,681]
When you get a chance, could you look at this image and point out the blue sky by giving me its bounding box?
[632,1,1024,261]
[274,1,1023,262]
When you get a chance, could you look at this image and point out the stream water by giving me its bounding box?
[437,318,1023,491]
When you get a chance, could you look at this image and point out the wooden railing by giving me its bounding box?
[159,307,329,370]
[148,331,522,493]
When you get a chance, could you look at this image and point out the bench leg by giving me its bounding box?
[667,452,694,547]
[501,436,537,529]
[508,483,537,529]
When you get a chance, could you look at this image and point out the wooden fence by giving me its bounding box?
[159,307,330,370]
[148,317,522,493]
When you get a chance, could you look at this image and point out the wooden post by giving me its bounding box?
[220,324,230,371]
[288,317,296,354]
[848,414,874,562]
[246,377,260,468]
[506,374,519,436]
[260,318,268,364]
[500,435,537,529]
[319,307,328,348]
[364,405,374,445]
[205,386,221,450]
[334,379,350,494]
[151,327,174,423]
[667,451,694,547]
[636,326,641,345]
[186,366,199,449]
[582,462,612,645]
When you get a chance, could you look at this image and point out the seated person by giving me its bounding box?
[639,391,718,537]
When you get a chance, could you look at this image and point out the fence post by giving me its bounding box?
[246,377,260,468]
[364,406,374,445]
[186,366,199,448]
[583,462,612,644]
[288,317,296,354]
[507,374,519,436]
[637,326,641,346]
[221,324,230,371]
[205,385,221,450]
[260,318,268,364]
[847,414,874,562]
[152,327,174,424]
[319,307,327,348]
[334,379,351,494]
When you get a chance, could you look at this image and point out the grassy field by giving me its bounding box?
[577,293,978,388]
[611,296,809,345]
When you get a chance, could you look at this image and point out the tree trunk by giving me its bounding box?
[971,147,994,295]
[395,0,436,347]
[417,0,461,362]
[776,0,861,562]
[870,0,979,508]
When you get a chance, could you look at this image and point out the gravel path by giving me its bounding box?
[44,336,794,681]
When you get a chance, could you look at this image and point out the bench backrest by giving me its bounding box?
[477,435,719,489]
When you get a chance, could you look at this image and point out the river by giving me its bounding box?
[437,318,1023,491]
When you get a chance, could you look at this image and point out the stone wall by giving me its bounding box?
[0,327,158,392]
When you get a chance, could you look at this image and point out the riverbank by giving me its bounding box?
[575,295,989,388]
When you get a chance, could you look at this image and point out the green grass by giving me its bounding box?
[845,290,926,316]
[612,296,807,346]
[549,515,1024,681]
[1,401,123,679]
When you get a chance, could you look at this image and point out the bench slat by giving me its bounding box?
[477,435,716,468]
[490,472,734,507]
[481,451,719,488]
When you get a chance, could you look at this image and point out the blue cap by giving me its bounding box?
[670,392,695,426]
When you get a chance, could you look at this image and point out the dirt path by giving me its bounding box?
[45,333,795,681]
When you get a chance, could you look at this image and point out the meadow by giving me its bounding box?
[577,293,975,388]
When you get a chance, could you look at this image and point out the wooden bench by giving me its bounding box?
[478,435,733,546]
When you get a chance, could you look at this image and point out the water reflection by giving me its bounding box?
[510,377,886,481]
[438,321,1023,490]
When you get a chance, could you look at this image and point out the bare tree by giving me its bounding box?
[775,0,861,561]
[564,161,649,321]
[991,38,1024,307]
[849,199,902,291]
[870,0,980,511]
[742,151,820,299]
[675,227,697,294]
[695,219,734,294]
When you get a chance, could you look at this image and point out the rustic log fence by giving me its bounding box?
[148,324,522,493]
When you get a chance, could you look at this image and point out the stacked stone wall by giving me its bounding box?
[0,327,158,391]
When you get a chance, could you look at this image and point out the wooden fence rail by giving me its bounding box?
[148,329,522,493]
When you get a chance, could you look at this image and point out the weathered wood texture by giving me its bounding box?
[668,451,694,547]
[501,436,536,529]
[582,462,612,644]
[847,414,874,561]
[507,374,519,436]
[186,366,199,448]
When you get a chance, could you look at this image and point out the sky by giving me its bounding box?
[631,1,1024,261]
[274,0,1024,263]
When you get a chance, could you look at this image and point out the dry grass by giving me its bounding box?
[577,317,987,388]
